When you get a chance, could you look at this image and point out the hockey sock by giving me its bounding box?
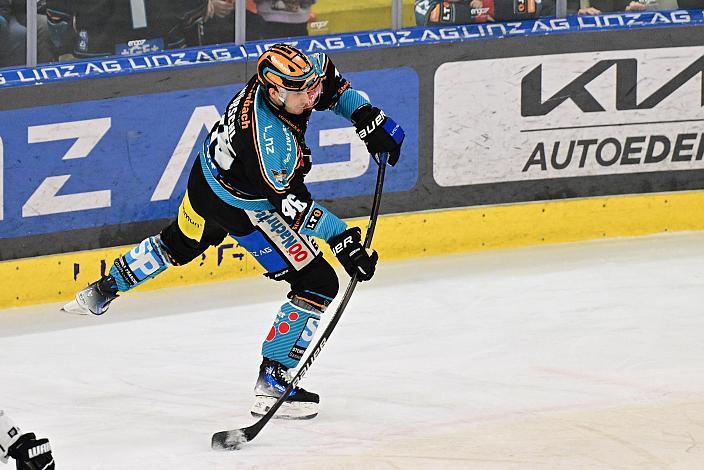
[109,235,173,292]
[262,299,322,369]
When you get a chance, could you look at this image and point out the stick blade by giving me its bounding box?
[211,429,249,451]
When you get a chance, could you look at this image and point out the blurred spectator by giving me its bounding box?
[677,0,704,7]
[572,0,683,13]
[0,0,56,67]
[46,0,74,58]
[200,0,318,44]
[245,0,265,41]
[45,0,208,59]
[201,0,235,45]
[617,0,678,11]
[564,0,616,14]
[0,0,24,66]
[249,0,313,40]
[415,0,544,26]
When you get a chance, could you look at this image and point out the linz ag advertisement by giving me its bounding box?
[0,68,418,240]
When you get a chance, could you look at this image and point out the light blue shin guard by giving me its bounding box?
[262,300,322,369]
[110,235,173,292]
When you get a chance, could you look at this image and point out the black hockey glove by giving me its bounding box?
[352,105,405,167]
[328,227,378,282]
[8,433,55,470]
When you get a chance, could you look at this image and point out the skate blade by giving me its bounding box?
[250,396,319,420]
[60,299,90,315]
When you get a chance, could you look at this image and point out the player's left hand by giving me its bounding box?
[8,433,55,470]
[352,105,405,166]
[329,227,378,281]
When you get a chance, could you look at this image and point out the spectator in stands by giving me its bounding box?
[415,0,545,26]
[46,0,74,58]
[204,0,267,43]
[196,0,318,44]
[249,0,313,40]
[45,0,208,59]
[618,0,678,10]
[572,0,681,13]
[677,0,704,7]
[245,0,264,41]
[0,0,55,67]
[0,0,24,66]
[201,0,235,45]
[564,0,617,14]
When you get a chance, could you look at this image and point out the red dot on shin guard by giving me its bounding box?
[266,326,276,342]
[278,322,290,334]
[289,312,299,321]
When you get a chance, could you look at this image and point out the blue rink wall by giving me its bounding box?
[2,11,704,308]
[0,69,419,240]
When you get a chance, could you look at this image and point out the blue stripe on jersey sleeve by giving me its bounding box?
[300,202,347,242]
[331,88,370,121]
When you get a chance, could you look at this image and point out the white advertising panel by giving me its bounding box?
[434,46,704,186]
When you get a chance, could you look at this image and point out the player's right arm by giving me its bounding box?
[0,411,55,469]
[311,52,405,167]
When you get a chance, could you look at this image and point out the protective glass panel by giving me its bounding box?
[42,0,210,64]
[246,0,396,41]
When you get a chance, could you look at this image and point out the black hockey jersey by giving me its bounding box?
[200,52,371,243]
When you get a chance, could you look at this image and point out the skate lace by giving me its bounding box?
[279,368,294,385]
[267,363,298,389]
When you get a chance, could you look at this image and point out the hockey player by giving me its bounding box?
[63,44,405,419]
[0,411,54,470]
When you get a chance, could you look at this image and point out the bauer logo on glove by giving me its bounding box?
[356,110,386,140]
[328,227,378,281]
[352,105,405,167]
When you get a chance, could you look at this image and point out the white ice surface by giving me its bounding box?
[2,232,704,469]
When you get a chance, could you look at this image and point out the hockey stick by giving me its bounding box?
[211,152,389,451]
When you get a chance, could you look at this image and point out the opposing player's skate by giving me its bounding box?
[61,276,119,315]
[251,358,319,420]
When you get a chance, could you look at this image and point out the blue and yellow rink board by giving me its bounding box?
[2,190,704,309]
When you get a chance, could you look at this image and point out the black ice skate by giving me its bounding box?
[61,276,119,315]
[250,358,319,420]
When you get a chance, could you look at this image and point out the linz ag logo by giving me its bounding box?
[521,56,704,116]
